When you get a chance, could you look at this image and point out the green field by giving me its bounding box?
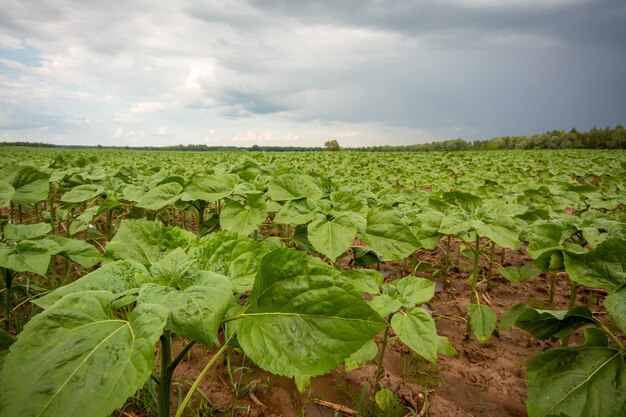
[0,148,625,417]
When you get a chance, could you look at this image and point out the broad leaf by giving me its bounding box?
[345,340,378,371]
[513,306,598,340]
[391,308,439,363]
[137,271,232,346]
[273,199,318,225]
[181,174,239,202]
[605,288,626,334]
[468,303,497,343]
[69,206,100,236]
[267,174,323,201]
[0,240,60,276]
[34,260,147,309]
[48,236,103,268]
[3,222,51,241]
[342,269,383,294]
[307,213,356,261]
[0,182,15,208]
[499,263,541,283]
[106,220,195,267]
[362,210,420,260]
[563,238,626,292]
[219,195,267,236]
[526,345,626,417]
[370,294,402,317]
[8,166,50,205]
[61,184,104,203]
[237,248,386,378]
[382,276,435,308]
[0,291,168,417]
[136,182,183,210]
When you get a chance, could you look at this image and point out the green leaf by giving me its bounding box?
[137,271,232,346]
[362,210,420,260]
[8,166,50,205]
[382,276,435,308]
[345,340,378,371]
[47,236,103,268]
[471,218,520,250]
[500,303,529,331]
[563,238,626,292]
[237,248,386,378]
[441,191,482,213]
[219,195,267,236]
[0,182,15,208]
[499,263,542,283]
[267,174,323,201]
[605,288,626,334]
[34,260,147,309]
[181,174,239,202]
[0,240,60,276]
[273,199,318,225]
[69,206,100,236]
[342,269,383,294]
[468,303,497,343]
[0,291,168,417]
[369,294,402,317]
[3,222,51,240]
[513,306,598,340]
[526,346,626,417]
[61,184,104,203]
[106,220,195,267]
[136,182,183,210]
[307,213,356,261]
[375,388,401,412]
[437,336,458,356]
[391,308,439,363]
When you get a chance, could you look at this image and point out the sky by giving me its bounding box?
[0,0,625,148]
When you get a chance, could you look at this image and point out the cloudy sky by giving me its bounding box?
[1,0,625,147]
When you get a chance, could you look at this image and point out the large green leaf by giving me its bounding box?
[61,184,104,203]
[237,248,386,378]
[307,213,356,261]
[3,222,51,241]
[468,303,497,343]
[345,340,378,371]
[34,260,147,309]
[8,166,50,205]
[0,291,168,417]
[106,220,195,267]
[527,345,626,417]
[499,263,541,283]
[471,217,520,250]
[273,198,318,225]
[48,236,103,268]
[362,210,420,260]
[137,271,232,346]
[267,174,324,201]
[219,195,267,236]
[181,174,239,202]
[563,238,626,292]
[604,288,626,334]
[441,191,482,213]
[0,182,15,208]
[391,308,439,363]
[136,182,183,210]
[512,306,598,340]
[342,269,383,294]
[0,240,60,276]
[382,276,435,308]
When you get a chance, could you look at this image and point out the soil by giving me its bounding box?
[115,238,622,417]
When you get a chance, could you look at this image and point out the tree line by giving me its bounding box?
[1,125,624,152]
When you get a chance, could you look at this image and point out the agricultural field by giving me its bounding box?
[0,147,625,417]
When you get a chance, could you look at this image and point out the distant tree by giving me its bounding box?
[324,139,341,151]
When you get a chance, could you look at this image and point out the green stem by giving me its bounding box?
[49,193,56,234]
[374,317,393,389]
[471,234,481,296]
[548,272,557,305]
[106,209,113,242]
[3,269,12,332]
[487,241,495,283]
[18,204,23,224]
[159,330,173,417]
[597,322,625,351]
[568,283,579,310]
[175,334,234,417]
[170,340,196,371]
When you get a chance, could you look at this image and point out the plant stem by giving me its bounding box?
[548,272,557,305]
[568,283,579,310]
[170,340,196,371]
[175,334,234,417]
[159,330,173,417]
[597,322,625,351]
[374,317,393,389]
[49,193,56,233]
[487,241,495,284]
[3,269,11,332]
[106,209,113,242]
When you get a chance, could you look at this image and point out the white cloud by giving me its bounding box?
[0,33,23,49]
